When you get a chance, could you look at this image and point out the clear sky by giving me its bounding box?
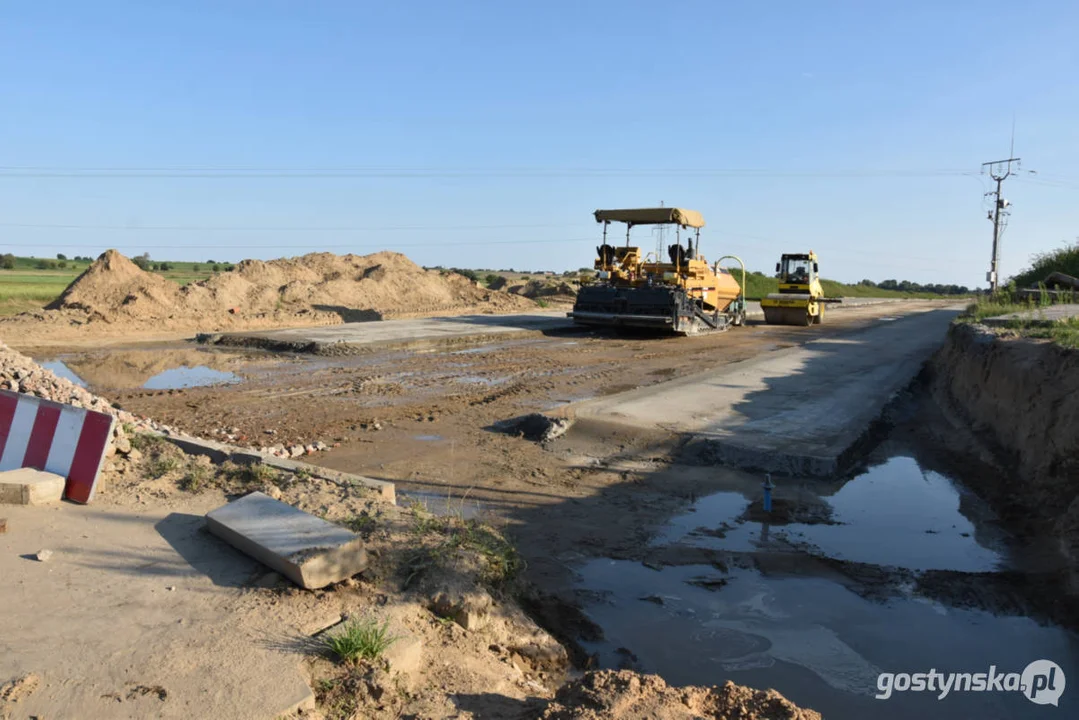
[2,1,1077,287]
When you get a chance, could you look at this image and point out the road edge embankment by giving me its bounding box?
[929,322,1079,569]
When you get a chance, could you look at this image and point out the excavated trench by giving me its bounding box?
[528,345,1079,720]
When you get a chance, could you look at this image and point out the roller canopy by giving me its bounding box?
[594,208,705,228]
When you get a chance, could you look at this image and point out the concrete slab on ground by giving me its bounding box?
[205,299,906,354]
[0,468,65,505]
[566,306,962,477]
[205,491,367,589]
[982,303,1079,327]
[162,432,396,503]
[0,499,316,720]
[205,311,574,353]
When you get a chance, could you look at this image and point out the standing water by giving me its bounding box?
[574,453,1079,719]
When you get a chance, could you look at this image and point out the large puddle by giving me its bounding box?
[35,347,251,390]
[574,454,1079,719]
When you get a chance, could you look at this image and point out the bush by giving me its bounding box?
[212,264,222,272]
[483,273,500,285]
[57,260,67,269]
[132,255,151,270]
[193,264,201,272]
[1011,241,1079,289]
[35,259,58,270]
[452,268,479,282]
[0,253,15,269]
[159,262,172,271]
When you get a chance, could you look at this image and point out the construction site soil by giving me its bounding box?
[1,249,534,347]
[5,251,1078,717]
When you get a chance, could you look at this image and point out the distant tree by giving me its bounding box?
[159,262,172,271]
[212,264,222,272]
[484,273,500,285]
[224,264,235,272]
[193,264,201,272]
[57,260,67,269]
[0,253,15,269]
[452,268,479,281]
[35,259,58,270]
[132,253,151,270]
[56,253,67,260]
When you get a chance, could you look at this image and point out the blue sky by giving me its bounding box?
[2,1,1077,287]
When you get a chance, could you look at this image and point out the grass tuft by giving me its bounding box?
[323,618,397,665]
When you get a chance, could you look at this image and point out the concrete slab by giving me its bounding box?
[982,303,1079,327]
[202,299,905,354]
[205,491,368,589]
[161,432,396,503]
[0,468,65,505]
[204,311,575,354]
[567,306,962,477]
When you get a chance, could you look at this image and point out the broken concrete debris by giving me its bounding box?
[205,491,368,589]
[492,413,573,443]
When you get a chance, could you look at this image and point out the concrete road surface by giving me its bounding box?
[566,305,963,477]
[211,297,904,353]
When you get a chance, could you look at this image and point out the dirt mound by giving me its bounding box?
[7,250,535,345]
[509,279,578,302]
[540,670,820,720]
[48,250,182,318]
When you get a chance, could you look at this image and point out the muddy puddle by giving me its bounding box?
[572,452,1079,718]
[399,489,488,520]
[35,346,263,391]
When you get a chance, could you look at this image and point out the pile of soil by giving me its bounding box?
[540,670,820,720]
[3,250,534,345]
[508,279,578,304]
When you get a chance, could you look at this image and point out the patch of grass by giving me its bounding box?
[345,514,377,534]
[535,298,550,308]
[407,507,524,587]
[129,432,168,452]
[323,618,397,665]
[225,461,280,486]
[179,463,211,492]
[1026,316,1079,349]
[147,455,179,478]
[959,291,1079,349]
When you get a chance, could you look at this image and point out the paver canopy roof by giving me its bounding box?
[593,208,705,228]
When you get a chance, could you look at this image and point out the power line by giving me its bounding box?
[0,221,580,232]
[0,165,984,179]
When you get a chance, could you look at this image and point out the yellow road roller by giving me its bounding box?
[761,251,842,326]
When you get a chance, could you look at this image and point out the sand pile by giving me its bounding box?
[5,250,534,345]
[509,278,578,303]
[540,670,820,720]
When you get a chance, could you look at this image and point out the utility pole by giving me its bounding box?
[981,157,1020,292]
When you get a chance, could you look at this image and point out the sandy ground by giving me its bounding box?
[5,297,1078,718]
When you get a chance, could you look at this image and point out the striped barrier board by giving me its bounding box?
[0,390,115,504]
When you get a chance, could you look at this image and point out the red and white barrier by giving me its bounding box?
[0,390,115,504]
